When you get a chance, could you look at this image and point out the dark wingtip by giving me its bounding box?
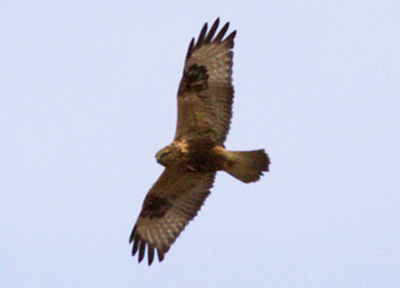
[224,30,237,48]
[157,249,165,262]
[130,226,139,256]
[148,245,155,265]
[196,22,208,47]
[204,18,220,43]
[129,225,136,243]
[186,38,195,60]
[138,241,146,263]
[186,19,235,60]
[131,238,139,256]
[130,229,161,265]
[214,22,230,42]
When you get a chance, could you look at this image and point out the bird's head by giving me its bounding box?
[156,146,173,166]
[155,141,188,167]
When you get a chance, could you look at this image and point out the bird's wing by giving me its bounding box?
[174,18,236,145]
[129,168,216,265]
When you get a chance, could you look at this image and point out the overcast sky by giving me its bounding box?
[1,1,399,287]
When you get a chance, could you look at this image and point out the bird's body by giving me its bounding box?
[156,139,225,171]
[130,18,270,265]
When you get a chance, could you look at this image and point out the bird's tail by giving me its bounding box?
[222,149,270,183]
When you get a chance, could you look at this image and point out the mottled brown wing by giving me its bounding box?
[129,168,216,265]
[174,18,236,145]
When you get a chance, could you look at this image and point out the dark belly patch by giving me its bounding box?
[186,140,225,171]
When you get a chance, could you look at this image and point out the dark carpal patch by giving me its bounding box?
[140,195,171,218]
[180,64,209,92]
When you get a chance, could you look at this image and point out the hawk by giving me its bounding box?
[129,18,270,265]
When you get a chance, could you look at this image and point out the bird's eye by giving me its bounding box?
[161,151,170,158]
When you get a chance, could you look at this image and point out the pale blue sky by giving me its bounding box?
[1,1,399,287]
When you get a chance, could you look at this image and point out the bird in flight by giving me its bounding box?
[129,18,270,265]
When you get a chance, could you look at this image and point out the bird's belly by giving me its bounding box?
[186,144,226,172]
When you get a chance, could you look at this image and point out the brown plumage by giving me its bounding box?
[130,18,270,265]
